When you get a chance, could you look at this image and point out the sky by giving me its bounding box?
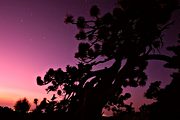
[0,0,117,110]
[0,0,179,112]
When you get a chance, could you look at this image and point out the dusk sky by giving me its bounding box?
[0,0,179,112]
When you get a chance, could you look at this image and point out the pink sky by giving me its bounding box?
[0,0,179,112]
[0,0,116,109]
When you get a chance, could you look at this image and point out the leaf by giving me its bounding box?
[90,5,100,17]
[77,17,86,29]
[57,90,62,96]
[64,15,74,24]
[36,76,44,86]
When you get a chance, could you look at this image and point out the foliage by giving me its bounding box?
[37,0,179,119]
[142,35,180,119]
[14,98,31,113]
[144,81,161,100]
[34,98,38,107]
[0,106,14,113]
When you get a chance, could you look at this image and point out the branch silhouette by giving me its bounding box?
[36,0,179,120]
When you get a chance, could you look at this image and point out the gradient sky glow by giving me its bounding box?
[0,0,179,112]
[0,0,116,109]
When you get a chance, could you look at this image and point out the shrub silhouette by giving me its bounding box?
[14,98,31,113]
[34,98,38,108]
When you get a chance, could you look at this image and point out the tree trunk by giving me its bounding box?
[73,60,122,120]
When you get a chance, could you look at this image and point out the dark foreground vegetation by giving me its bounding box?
[1,0,180,119]
[0,106,179,120]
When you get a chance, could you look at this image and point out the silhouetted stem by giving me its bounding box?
[144,54,171,62]
[91,57,112,66]
[78,69,105,88]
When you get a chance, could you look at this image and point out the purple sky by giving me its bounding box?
[0,0,116,109]
[0,0,179,112]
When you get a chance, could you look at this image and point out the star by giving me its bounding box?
[20,18,24,23]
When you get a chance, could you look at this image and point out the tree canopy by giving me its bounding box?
[14,98,31,113]
[141,36,180,119]
[36,0,179,120]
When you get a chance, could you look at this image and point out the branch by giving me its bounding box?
[143,54,171,62]
[160,21,174,32]
[78,68,105,88]
[79,57,122,88]
[113,54,171,91]
[91,57,112,66]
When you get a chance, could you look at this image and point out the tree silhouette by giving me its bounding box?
[14,98,31,113]
[143,34,180,119]
[33,98,38,108]
[37,0,179,119]
[144,81,161,100]
[0,106,14,113]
